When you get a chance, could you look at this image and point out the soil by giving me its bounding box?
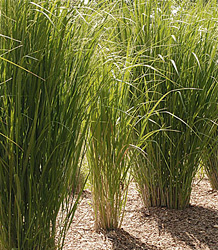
[63,178,218,250]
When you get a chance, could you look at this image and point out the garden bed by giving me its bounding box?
[63,178,218,250]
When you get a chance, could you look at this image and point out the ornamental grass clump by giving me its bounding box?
[87,54,134,230]
[110,0,218,209]
[135,1,218,209]
[0,0,102,248]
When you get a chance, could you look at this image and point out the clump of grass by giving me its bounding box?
[136,0,218,209]
[0,0,102,248]
[109,0,218,209]
[87,53,133,230]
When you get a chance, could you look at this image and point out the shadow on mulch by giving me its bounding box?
[105,228,160,250]
[141,205,218,250]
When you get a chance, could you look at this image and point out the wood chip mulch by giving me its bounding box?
[63,178,218,250]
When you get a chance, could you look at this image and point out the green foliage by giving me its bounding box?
[87,51,133,230]
[135,0,218,209]
[107,0,218,209]
[0,0,101,248]
[86,0,167,229]
[1,0,218,245]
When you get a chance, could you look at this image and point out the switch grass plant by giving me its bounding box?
[85,1,143,230]
[134,0,218,209]
[107,0,218,209]
[0,0,102,248]
[87,52,134,230]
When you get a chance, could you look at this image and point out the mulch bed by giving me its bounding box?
[63,178,218,250]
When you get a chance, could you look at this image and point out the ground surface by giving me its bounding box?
[63,178,218,250]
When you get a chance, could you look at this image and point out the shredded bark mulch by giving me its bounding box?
[63,178,218,250]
